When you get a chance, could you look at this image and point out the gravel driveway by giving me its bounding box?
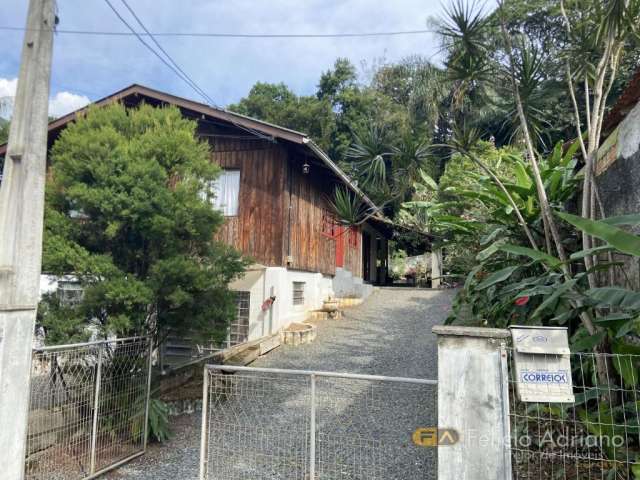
[106,288,453,480]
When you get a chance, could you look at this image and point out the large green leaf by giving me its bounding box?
[530,279,577,320]
[477,266,519,290]
[601,213,640,226]
[418,169,439,191]
[571,330,606,352]
[557,211,640,257]
[499,244,562,268]
[586,287,640,310]
[513,160,532,188]
[502,182,534,199]
[480,226,507,246]
[612,340,640,388]
[569,245,614,261]
[476,241,504,261]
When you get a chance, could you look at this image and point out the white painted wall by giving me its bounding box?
[617,100,640,160]
[39,264,363,347]
[230,267,334,342]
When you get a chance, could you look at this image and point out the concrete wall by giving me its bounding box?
[596,101,640,290]
[433,326,512,480]
[39,263,366,346]
[229,267,335,342]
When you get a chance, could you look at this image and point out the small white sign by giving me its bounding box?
[510,326,575,403]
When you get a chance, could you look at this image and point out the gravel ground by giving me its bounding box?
[106,287,453,480]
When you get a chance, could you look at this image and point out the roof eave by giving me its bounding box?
[303,139,382,215]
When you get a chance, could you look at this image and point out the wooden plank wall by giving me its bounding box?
[286,161,336,276]
[207,135,357,278]
[343,226,363,278]
[210,137,287,267]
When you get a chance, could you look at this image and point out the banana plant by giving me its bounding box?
[400,169,480,238]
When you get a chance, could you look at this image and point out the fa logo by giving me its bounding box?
[412,427,459,447]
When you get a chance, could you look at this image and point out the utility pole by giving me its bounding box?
[0,1,56,479]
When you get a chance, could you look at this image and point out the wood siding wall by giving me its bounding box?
[207,136,364,278]
[343,226,363,278]
[285,162,336,276]
[210,137,287,267]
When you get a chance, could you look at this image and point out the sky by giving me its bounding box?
[0,0,447,119]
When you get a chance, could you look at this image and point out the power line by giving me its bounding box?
[102,0,273,141]
[102,0,208,103]
[0,25,433,39]
[116,0,215,106]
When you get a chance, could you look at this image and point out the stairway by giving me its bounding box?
[333,267,373,299]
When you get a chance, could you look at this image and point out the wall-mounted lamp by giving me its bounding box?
[302,161,310,174]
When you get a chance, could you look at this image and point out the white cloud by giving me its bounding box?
[0,77,18,98]
[0,78,18,118]
[48,91,90,118]
[0,77,90,119]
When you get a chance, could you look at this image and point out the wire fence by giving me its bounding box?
[200,365,438,480]
[25,336,152,480]
[507,348,640,479]
[160,291,251,369]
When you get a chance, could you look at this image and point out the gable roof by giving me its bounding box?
[0,83,380,215]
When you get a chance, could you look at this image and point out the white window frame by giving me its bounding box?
[208,169,240,217]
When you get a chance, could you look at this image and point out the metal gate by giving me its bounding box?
[200,365,437,479]
[26,336,152,480]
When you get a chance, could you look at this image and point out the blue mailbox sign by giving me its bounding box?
[510,326,575,403]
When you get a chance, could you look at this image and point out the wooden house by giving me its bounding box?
[0,84,392,355]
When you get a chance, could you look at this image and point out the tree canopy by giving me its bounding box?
[39,103,247,344]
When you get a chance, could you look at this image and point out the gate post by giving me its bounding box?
[432,326,511,480]
[90,343,103,475]
[309,373,316,479]
[199,366,210,480]
[143,338,153,451]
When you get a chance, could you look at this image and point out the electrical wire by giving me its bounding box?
[102,0,205,102]
[102,0,272,140]
[117,0,214,107]
[0,25,433,38]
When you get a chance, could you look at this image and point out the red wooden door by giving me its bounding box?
[335,226,345,268]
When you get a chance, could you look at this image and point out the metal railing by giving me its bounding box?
[26,336,152,480]
[200,365,437,479]
[506,348,640,479]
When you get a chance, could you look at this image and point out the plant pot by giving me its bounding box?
[322,300,340,313]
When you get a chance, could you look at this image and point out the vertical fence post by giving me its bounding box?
[90,342,103,475]
[143,338,153,451]
[432,326,512,480]
[309,373,316,480]
[199,366,210,480]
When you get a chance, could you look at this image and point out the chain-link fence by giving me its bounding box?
[507,348,640,479]
[200,365,437,480]
[160,291,251,369]
[26,336,152,480]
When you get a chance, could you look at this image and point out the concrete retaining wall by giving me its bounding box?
[596,100,640,290]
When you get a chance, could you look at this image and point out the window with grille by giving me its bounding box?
[229,291,250,346]
[57,281,83,307]
[292,282,305,306]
